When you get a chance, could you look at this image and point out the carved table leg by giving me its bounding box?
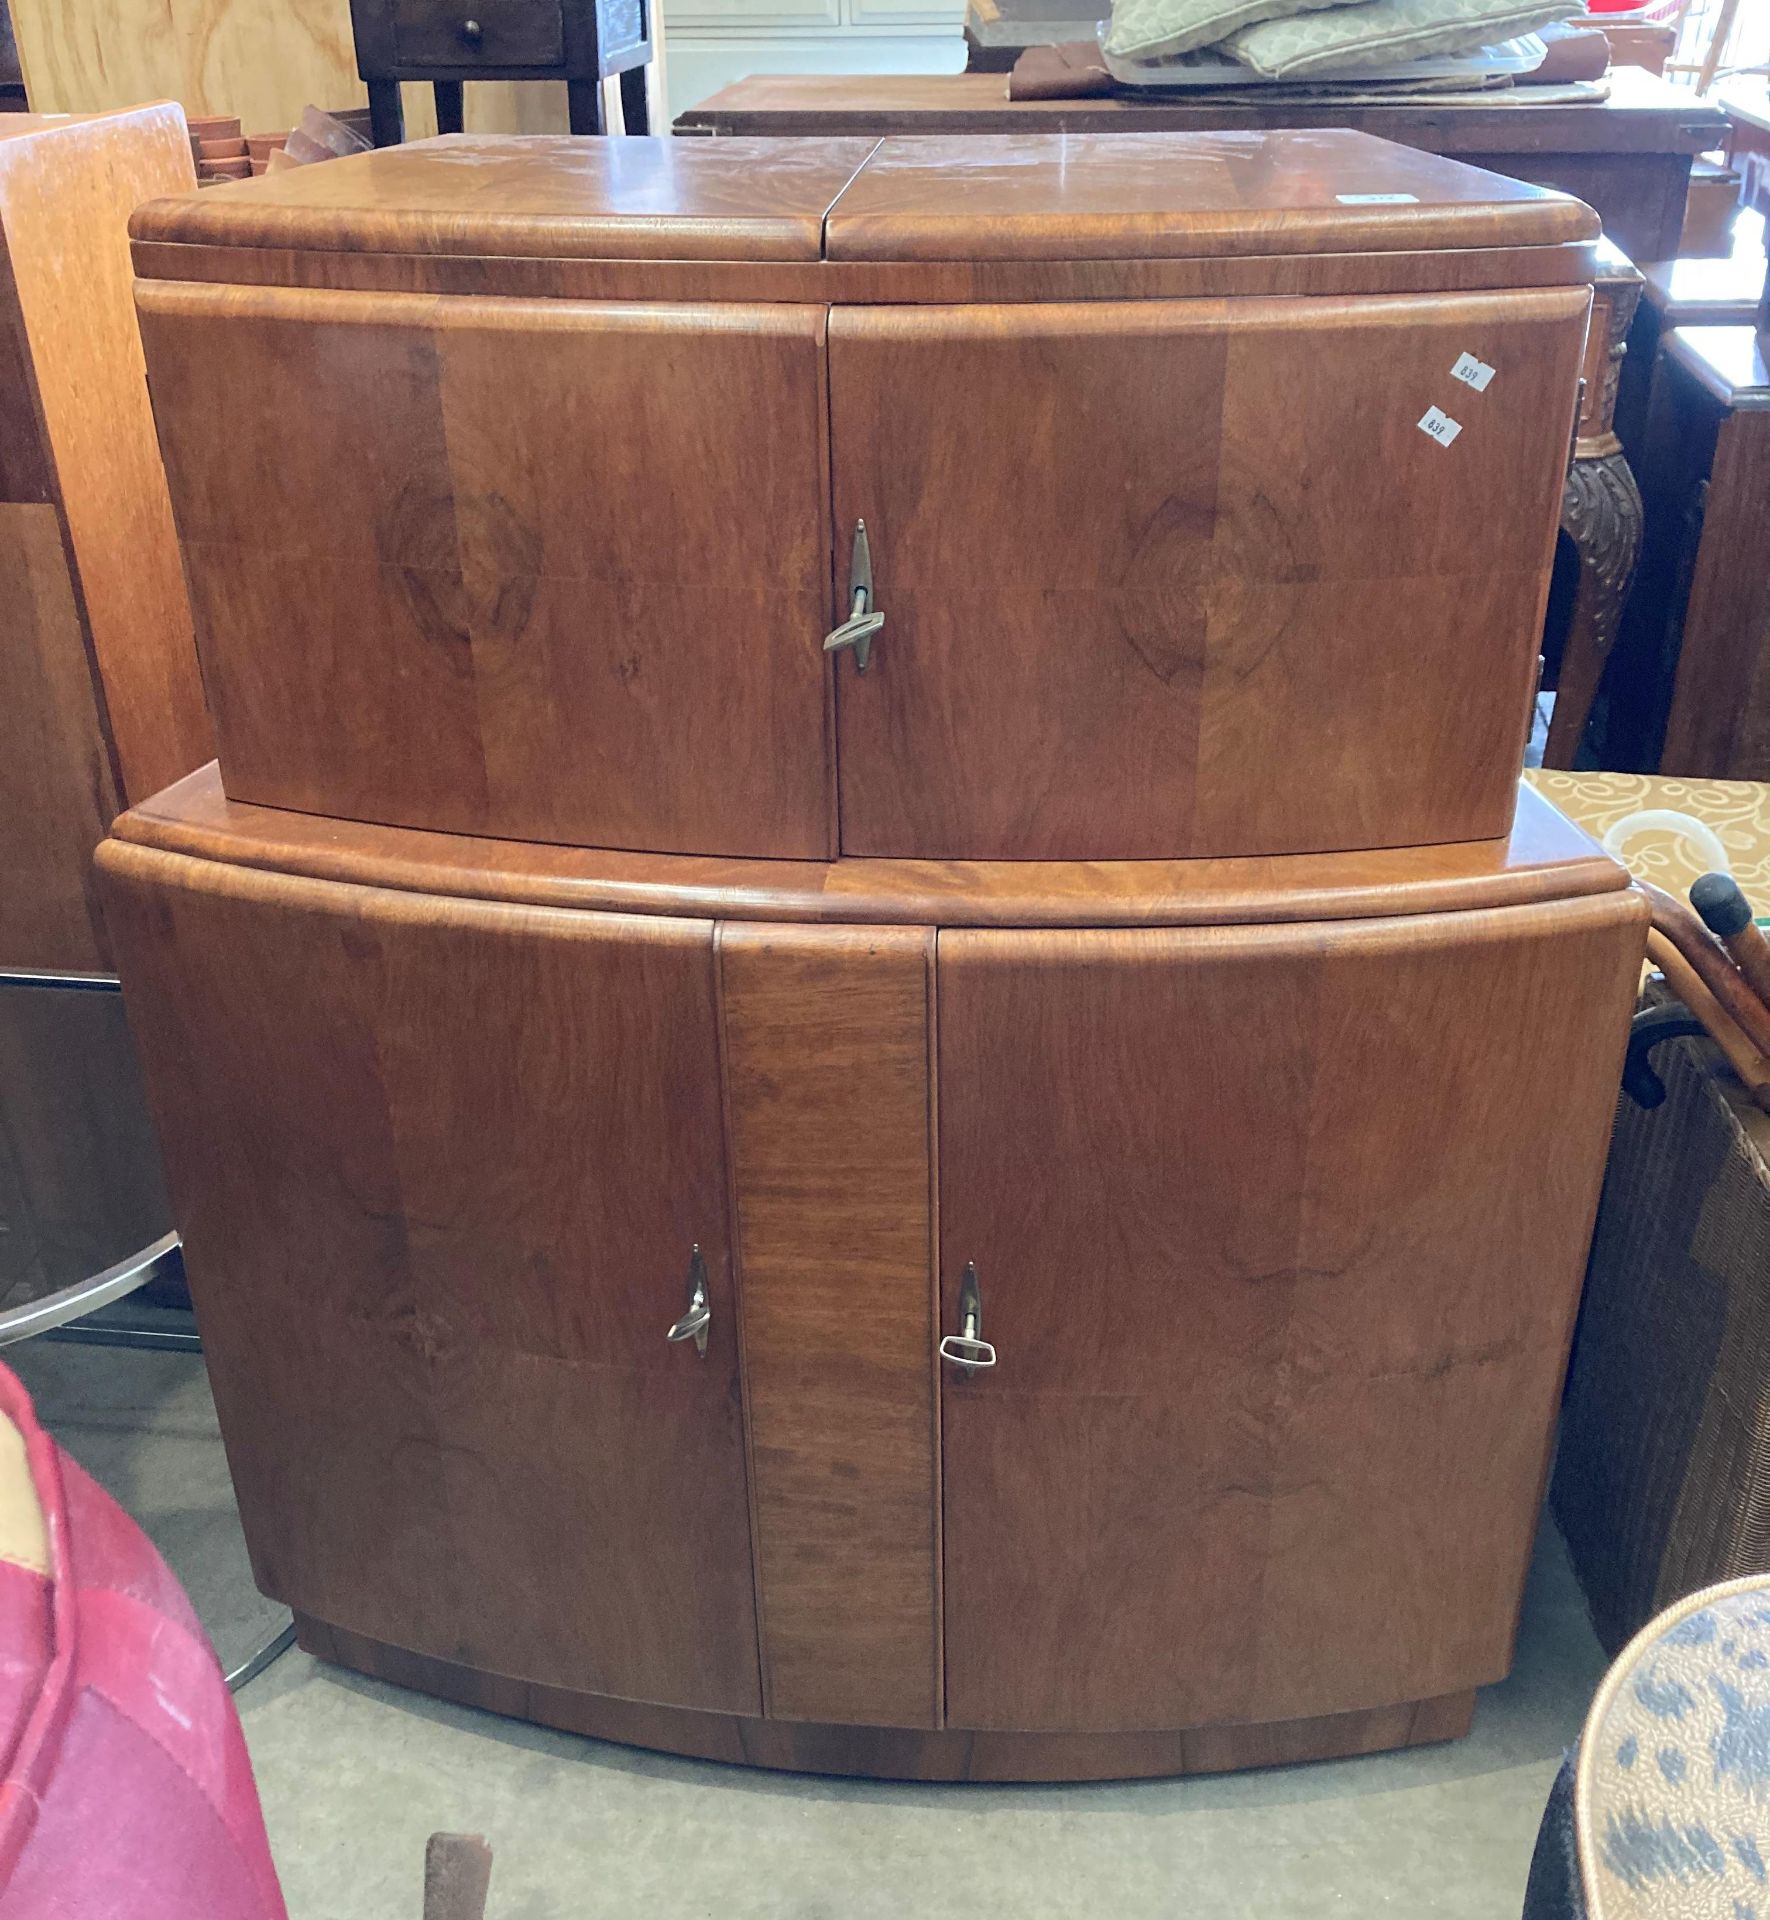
[1544,245,1646,769]
[1549,446,1646,767]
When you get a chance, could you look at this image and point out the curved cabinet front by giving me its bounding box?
[134,268,1588,866]
[935,902,1642,1733]
[137,281,837,861]
[100,851,763,1715]
[829,289,1587,860]
[98,834,1645,1776]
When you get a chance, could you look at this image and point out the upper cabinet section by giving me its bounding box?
[134,131,1597,864]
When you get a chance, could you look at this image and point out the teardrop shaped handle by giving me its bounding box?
[666,1245,711,1358]
[823,605,884,669]
[824,519,883,673]
[939,1261,996,1374]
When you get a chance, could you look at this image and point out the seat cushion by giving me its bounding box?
[1226,0,1566,78]
[1104,0,1348,63]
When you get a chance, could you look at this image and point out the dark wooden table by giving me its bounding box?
[349,0,654,142]
[676,67,1729,262]
[1611,324,1770,776]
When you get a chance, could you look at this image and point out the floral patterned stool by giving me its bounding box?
[1527,1575,1770,1919]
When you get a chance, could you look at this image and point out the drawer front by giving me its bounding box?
[391,0,565,67]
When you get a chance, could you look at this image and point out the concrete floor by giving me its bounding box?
[12,1343,1604,1920]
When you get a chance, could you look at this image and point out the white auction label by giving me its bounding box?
[1451,351,1496,392]
[1417,406,1462,449]
[1336,192,1418,204]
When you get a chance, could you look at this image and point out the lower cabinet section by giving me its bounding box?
[98,840,1645,1772]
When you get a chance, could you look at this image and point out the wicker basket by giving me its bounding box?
[1553,993,1770,1654]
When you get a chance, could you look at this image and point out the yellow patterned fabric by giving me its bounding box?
[1526,772,1770,920]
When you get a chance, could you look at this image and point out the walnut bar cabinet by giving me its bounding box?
[106,133,1647,1780]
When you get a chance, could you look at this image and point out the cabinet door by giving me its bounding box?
[138,283,834,859]
[936,894,1642,1733]
[829,291,1587,861]
[103,848,761,1716]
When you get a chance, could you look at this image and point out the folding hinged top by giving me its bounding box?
[130,136,880,262]
[131,129,1598,285]
[825,130,1597,261]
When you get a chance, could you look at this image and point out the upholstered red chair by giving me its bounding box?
[0,1361,287,1918]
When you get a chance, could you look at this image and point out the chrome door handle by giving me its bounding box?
[823,603,884,670]
[823,519,883,673]
[666,1244,711,1358]
[938,1260,996,1374]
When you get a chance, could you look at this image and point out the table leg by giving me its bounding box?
[367,78,405,147]
[1543,253,1646,768]
[1547,449,1645,767]
[568,79,606,134]
[433,79,465,136]
[619,65,651,134]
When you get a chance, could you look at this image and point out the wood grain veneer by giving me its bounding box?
[111,766,1629,930]
[674,71,1722,161]
[823,130,1598,261]
[719,924,940,1728]
[101,845,762,1714]
[128,130,1593,264]
[0,110,210,805]
[830,287,1586,860]
[138,283,835,859]
[937,888,1646,1731]
[129,237,1607,308]
[0,505,116,970]
[130,137,881,262]
[0,109,210,972]
[97,788,1642,1770]
[297,1611,1477,1781]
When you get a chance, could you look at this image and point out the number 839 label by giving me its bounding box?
[1417,406,1463,449]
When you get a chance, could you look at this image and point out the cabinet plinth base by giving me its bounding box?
[292,1614,1476,1783]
